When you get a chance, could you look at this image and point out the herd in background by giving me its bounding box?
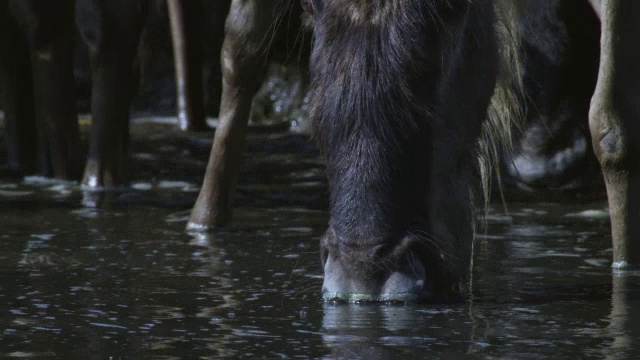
[0,0,310,228]
[0,0,637,299]
[0,0,230,185]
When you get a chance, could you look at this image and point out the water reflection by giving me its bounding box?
[604,272,640,358]
[322,304,473,358]
[323,273,639,358]
[3,189,640,358]
[6,208,239,357]
[3,123,640,357]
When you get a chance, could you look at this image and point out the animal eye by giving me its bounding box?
[300,0,316,14]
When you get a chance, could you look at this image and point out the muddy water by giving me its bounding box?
[1,121,640,358]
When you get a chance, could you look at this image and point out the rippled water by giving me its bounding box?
[2,121,640,358]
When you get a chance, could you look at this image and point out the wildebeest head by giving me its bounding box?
[304,0,500,302]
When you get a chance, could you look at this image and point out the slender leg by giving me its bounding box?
[188,0,278,229]
[202,0,231,119]
[0,3,37,174]
[167,0,207,132]
[589,0,640,268]
[23,0,82,179]
[78,0,147,187]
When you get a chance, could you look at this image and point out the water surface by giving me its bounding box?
[1,121,639,358]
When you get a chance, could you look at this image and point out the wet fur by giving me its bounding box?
[300,1,527,210]
[302,0,534,299]
[306,0,504,297]
[478,0,526,211]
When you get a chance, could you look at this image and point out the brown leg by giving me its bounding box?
[23,0,82,180]
[0,3,37,174]
[167,0,207,132]
[188,0,278,229]
[202,0,231,119]
[78,0,147,188]
[589,0,640,268]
